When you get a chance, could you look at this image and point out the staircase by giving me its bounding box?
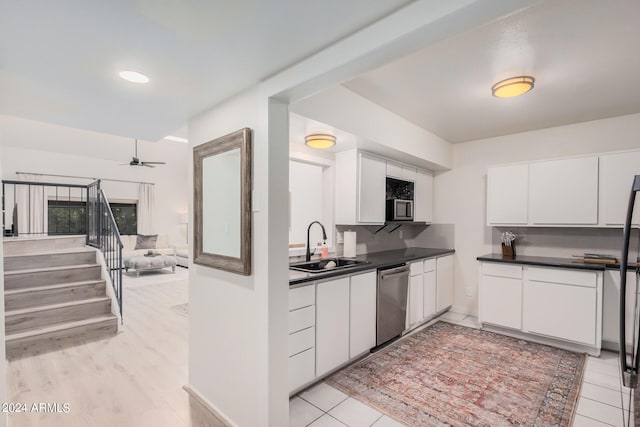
[3,236,118,359]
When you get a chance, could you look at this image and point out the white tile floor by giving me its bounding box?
[290,312,634,427]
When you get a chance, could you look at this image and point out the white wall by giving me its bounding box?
[0,144,7,427]
[291,86,453,170]
[435,112,640,316]
[0,116,188,245]
[187,88,289,427]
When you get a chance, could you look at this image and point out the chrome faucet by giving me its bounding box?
[306,221,328,262]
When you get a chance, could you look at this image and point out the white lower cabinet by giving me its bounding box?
[423,259,437,319]
[349,271,377,358]
[523,267,600,346]
[288,286,316,392]
[436,255,454,312]
[316,277,350,377]
[600,269,636,350]
[479,263,522,330]
[405,256,452,332]
[479,262,602,354]
[289,349,315,392]
[407,263,424,329]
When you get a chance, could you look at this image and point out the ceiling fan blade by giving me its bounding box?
[141,163,156,168]
[142,161,166,165]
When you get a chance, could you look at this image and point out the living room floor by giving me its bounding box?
[6,267,228,427]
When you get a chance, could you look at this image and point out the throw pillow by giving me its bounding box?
[135,234,158,250]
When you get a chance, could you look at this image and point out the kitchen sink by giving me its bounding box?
[289,258,369,273]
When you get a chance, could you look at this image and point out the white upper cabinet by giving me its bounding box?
[386,161,403,179]
[487,164,528,225]
[335,150,385,225]
[358,153,386,223]
[599,151,640,227]
[386,161,416,181]
[414,169,433,223]
[337,149,434,225]
[486,150,640,227]
[530,156,599,225]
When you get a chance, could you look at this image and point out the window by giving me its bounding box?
[48,201,86,235]
[110,203,137,235]
[47,201,137,235]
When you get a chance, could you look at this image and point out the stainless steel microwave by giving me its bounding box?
[386,199,413,221]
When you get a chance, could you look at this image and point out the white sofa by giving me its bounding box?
[174,245,189,268]
[121,234,175,259]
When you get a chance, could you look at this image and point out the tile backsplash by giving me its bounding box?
[492,226,639,259]
[334,223,455,256]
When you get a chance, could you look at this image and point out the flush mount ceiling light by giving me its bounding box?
[491,76,535,98]
[118,70,150,84]
[305,134,336,149]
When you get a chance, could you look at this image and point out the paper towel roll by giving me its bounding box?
[343,231,357,258]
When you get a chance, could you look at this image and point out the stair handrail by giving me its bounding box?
[86,180,123,321]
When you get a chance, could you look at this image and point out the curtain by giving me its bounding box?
[16,173,46,235]
[137,183,156,235]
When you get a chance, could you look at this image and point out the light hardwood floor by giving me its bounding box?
[7,267,227,427]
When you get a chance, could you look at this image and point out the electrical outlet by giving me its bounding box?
[465,286,473,297]
[399,230,403,239]
[336,231,344,244]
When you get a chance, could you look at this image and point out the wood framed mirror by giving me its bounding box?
[193,128,252,275]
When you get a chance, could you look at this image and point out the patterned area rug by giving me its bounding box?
[326,322,585,426]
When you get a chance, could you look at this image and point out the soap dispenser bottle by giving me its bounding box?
[320,241,329,259]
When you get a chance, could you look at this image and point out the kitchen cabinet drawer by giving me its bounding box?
[289,306,315,334]
[289,285,315,310]
[289,348,315,392]
[482,262,522,279]
[526,267,596,288]
[409,261,423,276]
[289,326,315,357]
[424,259,436,272]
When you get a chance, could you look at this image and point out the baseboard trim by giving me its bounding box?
[450,305,476,317]
[183,384,237,427]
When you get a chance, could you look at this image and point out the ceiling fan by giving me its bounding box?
[121,139,166,168]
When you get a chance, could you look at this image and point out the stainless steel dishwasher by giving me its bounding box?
[376,264,410,347]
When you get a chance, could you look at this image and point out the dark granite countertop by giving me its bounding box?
[477,253,635,271]
[289,247,455,286]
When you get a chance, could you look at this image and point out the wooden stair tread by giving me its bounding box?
[5,315,117,341]
[6,297,111,317]
[4,263,100,276]
[3,247,95,258]
[4,280,106,296]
